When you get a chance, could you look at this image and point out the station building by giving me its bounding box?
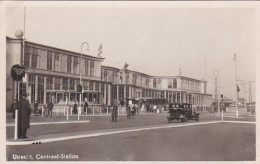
[6,36,212,111]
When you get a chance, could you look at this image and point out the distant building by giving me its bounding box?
[6,36,212,110]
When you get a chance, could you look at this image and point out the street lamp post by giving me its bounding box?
[214,70,220,115]
[80,42,90,116]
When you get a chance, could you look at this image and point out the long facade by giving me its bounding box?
[6,36,212,110]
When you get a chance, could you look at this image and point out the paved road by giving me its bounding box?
[6,112,255,139]
[7,122,255,161]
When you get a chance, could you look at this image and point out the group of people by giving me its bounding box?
[110,100,140,122]
[66,100,89,115]
[33,101,54,117]
[141,104,161,113]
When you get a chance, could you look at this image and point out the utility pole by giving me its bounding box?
[204,59,207,80]
[233,54,238,117]
[214,70,220,114]
[249,81,252,103]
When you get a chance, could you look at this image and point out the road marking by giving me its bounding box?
[222,121,256,124]
[6,120,255,146]
[6,120,90,127]
[6,121,220,145]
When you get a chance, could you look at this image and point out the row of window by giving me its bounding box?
[101,69,118,83]
[24,47,96,76]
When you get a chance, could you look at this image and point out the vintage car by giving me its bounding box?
[167,103,199,123]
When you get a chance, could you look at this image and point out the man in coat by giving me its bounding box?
[18,93,31,139]
[47,101,54,117]
[83,100,88,113]
[111,101,118,122]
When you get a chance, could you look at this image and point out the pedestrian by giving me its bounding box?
[146,103,149,113]
[43,104,48,116]
[73,101,78,115]
[83,100,88,113]
[129,100,135,118]
[47,101,54,117]
[126,101,131,119]
[153,104,157,113]
[17,93,31,139]
[111,101,118,122]
[141,104,145,113]
[135,103,139,116]
[34,101,38,115]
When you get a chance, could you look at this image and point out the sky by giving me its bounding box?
[5,6,256,101]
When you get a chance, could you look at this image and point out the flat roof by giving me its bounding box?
[7,36,105,60]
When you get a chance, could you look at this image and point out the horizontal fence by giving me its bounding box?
[37,105,130,116]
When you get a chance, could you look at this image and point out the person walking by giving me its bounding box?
[34,101,38,115]
[135,103,139,116]
[126,101,131,119]
[17,93,31,139]
[141,104,145,114]
[129,100,135,118]
[83,100,88,113]
[73,101,78,115]
[111,101,118,122]
[47,101,54,117]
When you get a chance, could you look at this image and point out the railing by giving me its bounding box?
[41,105,129,116]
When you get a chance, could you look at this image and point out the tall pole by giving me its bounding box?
[14,80,19,140]
[204,59,207,80]
[22,7,26,66]
[234,53,239,117]
[214,70,220,114]
[80,42,89,115]
[249,81,252,103]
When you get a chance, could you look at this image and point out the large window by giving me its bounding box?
[104,70,108,81]
[28,74,36,103]
[119,85,124,98]
[95,82,100,91]
[67,56,72,73]
[89,81,93,90]
[83,80,89,90]
[46,76,53,90]
[47,51,52,71]
[31,48,38,68]
[126,72,129,84]
[153,79,157,88]
[24,46,31,67]
[146,78,149,87]
[168,79,173,88]
[73,57,78,74]
[90,60,94,76]
[112,85,117,99]
[126,86,129,98]
[19,83,26,96]
[54,53,59,71]
[173,79,177,88]
[113,71,118,83]
[54,77,61,90]
[62,78,68,90]
[70,79,75,90]
[85,59,89,76]
[133,74,137,85]
[37,76,44,104]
